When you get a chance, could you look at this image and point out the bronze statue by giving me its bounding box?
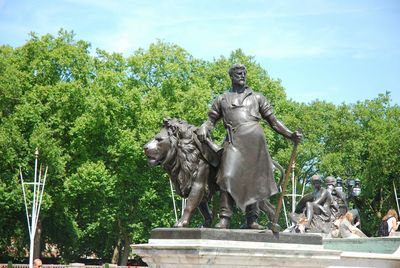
[304,175,333,229]
[144,118,220,227]
[197,63,302,229]
[144,118,287,228]
[290,175,349,234]
[325,176,347,219]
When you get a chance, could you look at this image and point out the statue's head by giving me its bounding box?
[229,63,247,87]
[311,174,322,188]
[324,176,336,186]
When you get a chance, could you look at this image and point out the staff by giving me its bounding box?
[269,133,301,234]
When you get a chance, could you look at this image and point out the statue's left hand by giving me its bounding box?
[291,130,303,143]
[196,125,208,142]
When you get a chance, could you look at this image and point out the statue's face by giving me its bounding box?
[231,68,246,87]
[312,180,321,189]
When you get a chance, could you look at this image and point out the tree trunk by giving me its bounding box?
[119,235,132,266]
[33,219,41,259]
[111,238,121,264]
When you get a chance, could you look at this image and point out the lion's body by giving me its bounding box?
[144,118,218,227]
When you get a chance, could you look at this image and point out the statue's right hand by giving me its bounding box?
[196,126,208,142]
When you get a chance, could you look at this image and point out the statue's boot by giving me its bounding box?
[241,203,264,229]
[215,217,230,229]
[248,221,264,230]
[241,216,264,230]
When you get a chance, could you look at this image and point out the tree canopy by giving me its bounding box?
[1,30,399,263]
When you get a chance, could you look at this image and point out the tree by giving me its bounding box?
[0,29,92,260]
[289,93,400,236]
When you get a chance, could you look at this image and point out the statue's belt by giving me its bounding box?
[224,120,258,145]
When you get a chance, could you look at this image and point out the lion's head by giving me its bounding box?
[144,118,203,197]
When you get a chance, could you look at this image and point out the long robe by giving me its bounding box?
[204,88,278,211]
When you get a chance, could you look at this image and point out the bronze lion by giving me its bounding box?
[143,118,219,227]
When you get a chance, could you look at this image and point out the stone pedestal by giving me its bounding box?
[132,228,400,268]
[324,236,400,254]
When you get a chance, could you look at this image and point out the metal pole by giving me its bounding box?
[20,148,46,268]
[394,181,400,218]
[291,163,296,213]
[35,166,47,231]
[28,149,39,268]
[181,198,187,217]
[301,177,306,198]
[169,179,178,222]
[20,168,31,237]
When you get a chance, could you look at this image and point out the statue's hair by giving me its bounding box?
[229,63,247,77]
[324,176,336,185]
[311,174,322,182]
[160,119,208,198]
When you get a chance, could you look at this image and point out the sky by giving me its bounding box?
[1,0,399,105]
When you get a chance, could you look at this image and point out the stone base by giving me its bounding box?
[150,227,322,244]
[132,228,400,268]
[324,236,400,254]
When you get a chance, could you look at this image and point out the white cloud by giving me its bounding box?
[3,0,395,60]
[81,1,382,60]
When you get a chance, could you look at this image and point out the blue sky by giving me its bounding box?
[1,0,399,105]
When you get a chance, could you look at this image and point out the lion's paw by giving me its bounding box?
[174,219,189,228]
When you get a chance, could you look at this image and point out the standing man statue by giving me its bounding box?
[197,63,302,229]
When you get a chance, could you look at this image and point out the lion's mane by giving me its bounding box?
[160,119,209,198]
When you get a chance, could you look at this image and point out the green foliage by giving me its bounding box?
[1,30,399,262]
[286,94,400,236]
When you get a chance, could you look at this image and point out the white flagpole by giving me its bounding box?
[291,162,297,214]
[169,180,178,222]
[181,198,187,217]
[21,148,47,268]
[20,168,31,237]
[35,166,47,232]
[28,149,39,268]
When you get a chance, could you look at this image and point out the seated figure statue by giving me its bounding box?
[290,175,333,233]
[324,176,348,237]
[325,176,347,220]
